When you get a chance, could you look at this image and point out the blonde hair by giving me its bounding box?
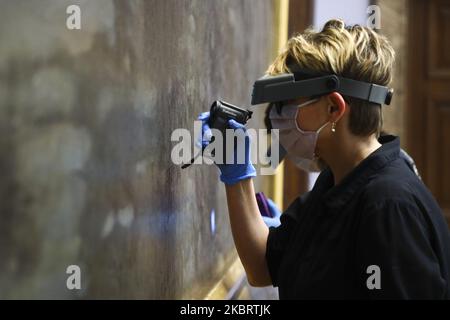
[267,19,395,136]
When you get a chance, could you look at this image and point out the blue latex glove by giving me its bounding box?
[197,111,256,185]
[261,198,282,228]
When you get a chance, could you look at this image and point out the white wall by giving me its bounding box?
[313,0,370,30]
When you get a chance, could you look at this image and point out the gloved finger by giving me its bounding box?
[267,198,282,218]
[228,119,246,131]
[202,123,212,141]
[195,135,207,148]
[197,111,210,121]
[196,122,212,148]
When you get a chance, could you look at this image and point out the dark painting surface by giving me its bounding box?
[0,0,274,299]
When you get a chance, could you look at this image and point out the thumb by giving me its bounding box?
[198,111,210,121]
[228,119,246,131]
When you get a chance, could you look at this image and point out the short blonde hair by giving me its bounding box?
[267,19,395,136]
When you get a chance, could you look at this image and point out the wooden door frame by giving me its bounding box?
[282,0,313,209]
[406,0,450,223]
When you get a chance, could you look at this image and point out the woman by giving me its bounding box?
[199,19,450,299]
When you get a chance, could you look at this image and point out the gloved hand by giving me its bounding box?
[197,111,256,185]
[261,198,282,228]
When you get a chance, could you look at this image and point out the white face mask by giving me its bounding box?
[287,154,323,172]
[269,99,329,172]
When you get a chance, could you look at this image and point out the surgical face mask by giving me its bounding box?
[269,99,329,171]
[287,154,329,172]
[288,154,321,172]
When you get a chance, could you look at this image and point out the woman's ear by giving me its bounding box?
[326,92,346,122]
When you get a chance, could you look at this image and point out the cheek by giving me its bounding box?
[296,107,322,131]
[316,125,331,146]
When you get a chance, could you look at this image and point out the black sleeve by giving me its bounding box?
[265,192,309,287]
[355,199,447,299]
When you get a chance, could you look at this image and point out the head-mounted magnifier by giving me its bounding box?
[255,69,394,169]
[251,69,394,106]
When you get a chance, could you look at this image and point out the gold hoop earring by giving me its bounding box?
[331,122,336,133]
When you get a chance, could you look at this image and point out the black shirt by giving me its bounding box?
[266,135,450,299]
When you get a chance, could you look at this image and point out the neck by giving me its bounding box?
[324,134,381,185]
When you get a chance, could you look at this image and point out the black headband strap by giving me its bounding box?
[251,72,394,106]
